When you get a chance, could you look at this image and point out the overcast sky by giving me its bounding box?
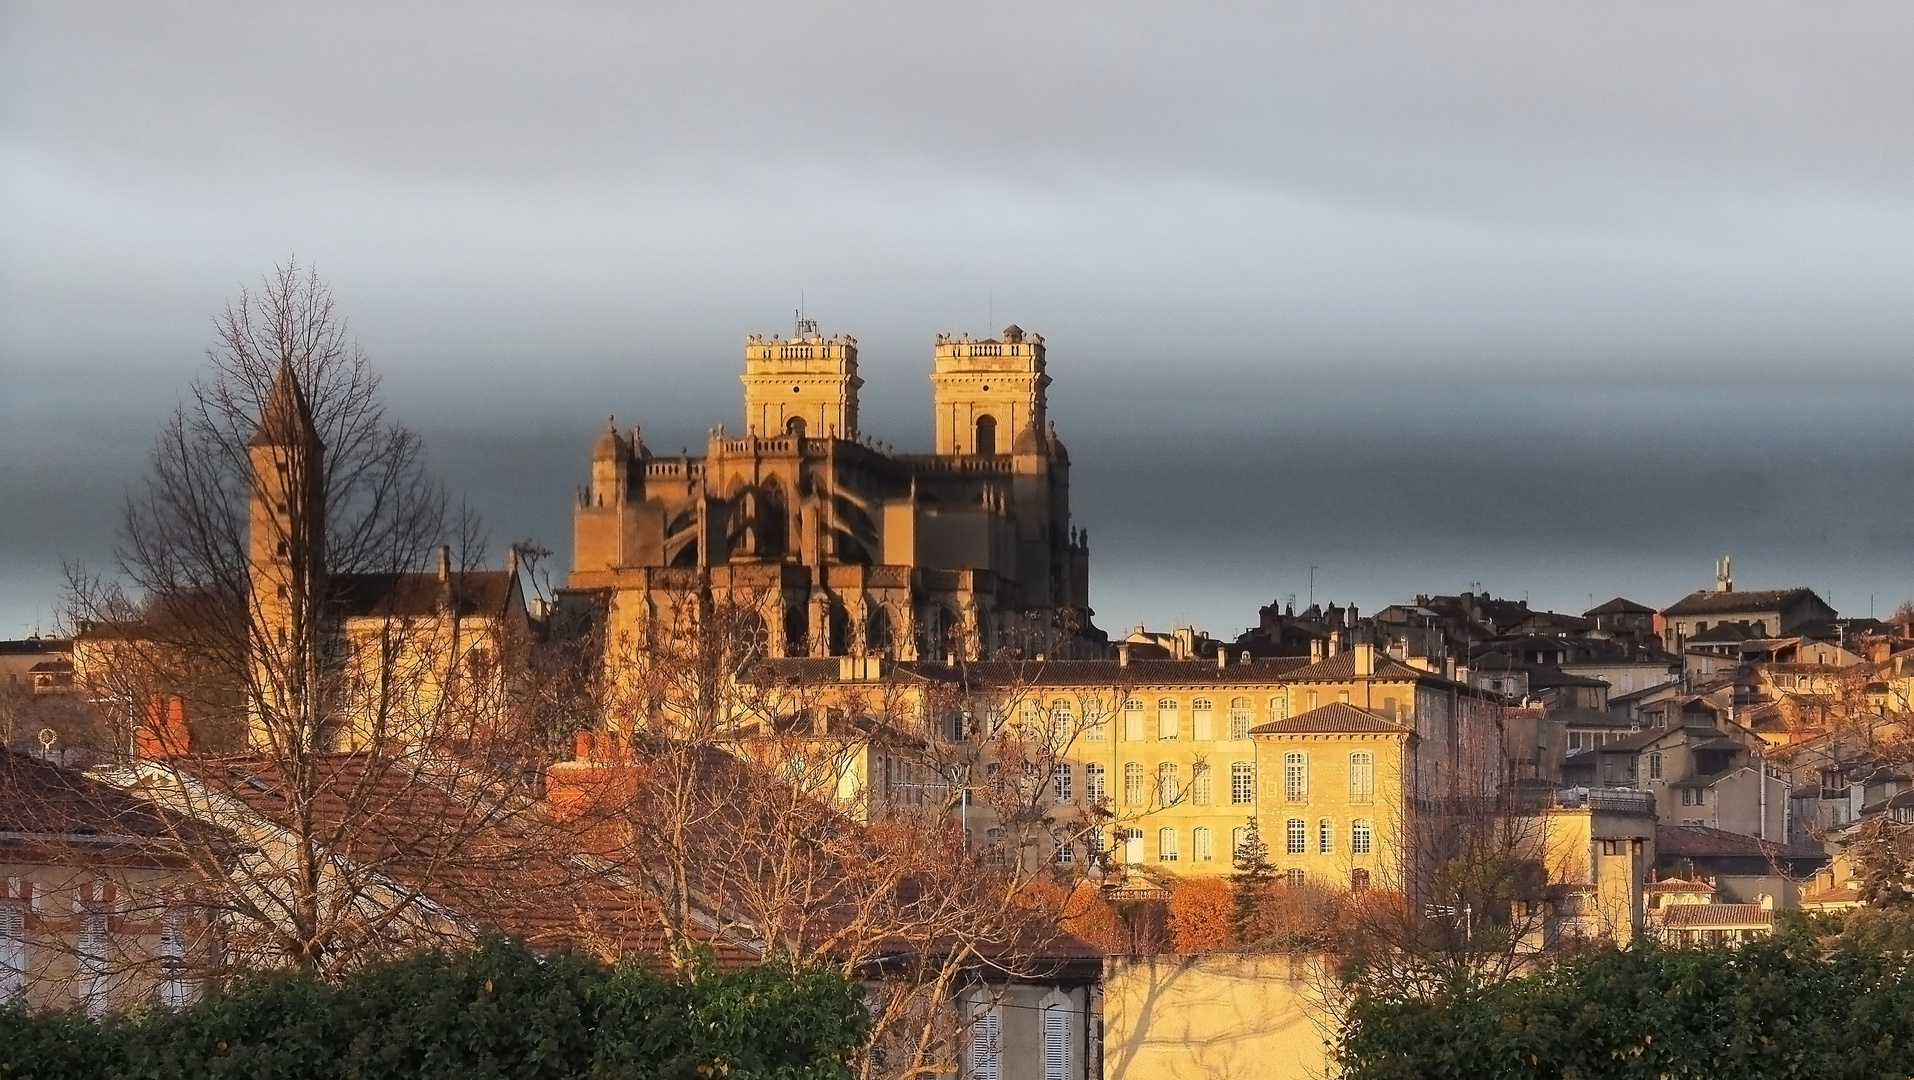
[6,2,1914,639]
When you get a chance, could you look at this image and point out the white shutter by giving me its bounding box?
[1044,1005,1070,1080]
[970,1008,1002,1080]
[0,902,24,1000]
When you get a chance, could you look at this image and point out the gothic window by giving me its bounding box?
[826,603,850,656]
[864,607,893,655]
[975,414,998,456]
[783,603,809,658]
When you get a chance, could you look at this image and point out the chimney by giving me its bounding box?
[1118,643,1131,668]
[1310,638,1325,663]
[1328,634,1341,658]
[573,729,595,762]
[437,544,452,582]
[1217,647,1229,670]
[136,695,190,759]
[1715,555,1733,594]
[1354,641,1375,677]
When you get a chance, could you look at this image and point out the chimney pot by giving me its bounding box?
[1118,643,1131,668]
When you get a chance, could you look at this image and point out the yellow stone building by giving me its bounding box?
[566,325,1095,664]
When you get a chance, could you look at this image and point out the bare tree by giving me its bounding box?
[61,262,555,982]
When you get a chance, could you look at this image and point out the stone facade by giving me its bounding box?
[568,325,1095,662]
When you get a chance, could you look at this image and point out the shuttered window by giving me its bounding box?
[1044,1004,1070,1080]
[970,1007,1002,1080]
[0,901,23,1000]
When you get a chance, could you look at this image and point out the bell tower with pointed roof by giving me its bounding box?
[248,363,326,731]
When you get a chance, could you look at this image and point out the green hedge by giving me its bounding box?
[0,940,867,1080]
[1337,933,1914,1080]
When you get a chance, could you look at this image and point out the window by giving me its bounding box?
[1231,762,1255,804]
[1284,752,1308,802]
[1124,762,1144,805]
[1123,827,1144,864]
[1648,752,1663,781]
[1339,691,1350,705]
[1157,698,1180,740]
[159,920,191,1009]
[1052,700,1075,744]
[1191,762,1213,805]
[1043,1004,1070,1080]
[1286,818,1306,854]
[1192,699,1214,740]
[1272,695,1289,720]
[1232,826,1249,858]
[970,1006,1003,1080]
[1349,752,1375,804]
[1285,868,1306,888]
[1123,699,1144,741]
[1158,828,1179,861]
[986,828,1007,867]
[1229,697,1252,740]
[1020,699,1042,730]
[1194,827,1214,861]
[1318,818,1333,854]
[1352,819,1373,855]
[1053,763,1073,803]
[1682,787,1706,806]
[0,901,23,1000]
[1307,691,1318,711]
[1351,867,1371,892]
[1157,762,1181,803]
[1569,731,1584,751]
[975,414,997,456]
[1086,763,1106,803]
[77,910,107,1014]
[1054,838,1075,865]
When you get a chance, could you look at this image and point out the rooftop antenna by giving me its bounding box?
[795,291,817,337]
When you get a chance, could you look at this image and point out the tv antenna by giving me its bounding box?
[795,290,817,336]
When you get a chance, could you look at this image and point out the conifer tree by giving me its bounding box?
[1230,816,1275,944]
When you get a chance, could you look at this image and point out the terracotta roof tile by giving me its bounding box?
[1250,702,1407,735]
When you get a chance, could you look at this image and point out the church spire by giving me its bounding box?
[251,361,320,449]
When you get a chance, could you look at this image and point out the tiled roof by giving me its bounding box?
[1656,824,1827,865]
[335,571,517,619]
[1661,903,1774,929]
[1551,707,1640,729]
[1275,651,1454,686]
[0,750,220,862]
[1250,702,1407,735]
[1585,597,1655,617]
[1645,877,1712,893]
[752,657,1312,689]
[1663,588,1821,617]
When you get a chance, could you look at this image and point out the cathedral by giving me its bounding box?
[565,324,1099,660]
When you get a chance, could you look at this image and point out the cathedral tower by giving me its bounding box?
[930,325,1048,456]
[740,323,860,439]
[247,362,325,745]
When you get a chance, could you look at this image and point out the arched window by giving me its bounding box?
[1157,698,1180,740]
[1284,752,1308,802]
[1042,1003,1070,1080]
[1193,827,1214,861]
[1052,763,1073,803]
[971,1004,1003,1080]
[1157,762,1180,804]
[1286,818,1307,854]
[783,602,809,658]
[1229,697,1252,740]
[974,414,998,455]
[1352,819,1373,855]
[785,415,807,438]
[1231,762,1255,804]
[1192,698,1214,741]
[1318,818,1333,854]
[826,603,850,656]
[1272,694,1290,720]
[739,611,770,655]
[1348,752,1375,804]
[1051,699,1075,744]
[864,606,893,655]
[1351,868,1371,892]
[1123,827,1144,865]
[1122,698,1144,741]
[1191,762,1212,805]
[986,827,1007,867]
[1123,762,1144,805]
[1231,826,1248,858]
[1086,762,1106,802]
[1157,828,1179,862]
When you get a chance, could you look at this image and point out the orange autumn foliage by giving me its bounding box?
[1168,877,1236,953]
